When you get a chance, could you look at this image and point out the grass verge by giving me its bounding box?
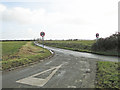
[2,41,52,71]
[96,61,120,89]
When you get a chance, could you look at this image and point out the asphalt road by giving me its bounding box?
[2,42,119,88]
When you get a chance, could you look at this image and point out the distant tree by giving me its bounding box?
[73,39,78,41]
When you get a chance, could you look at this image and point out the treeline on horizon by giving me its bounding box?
[1,39,93,41]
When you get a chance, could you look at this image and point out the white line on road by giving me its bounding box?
[16,64,63,87]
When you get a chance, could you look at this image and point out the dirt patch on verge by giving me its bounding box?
[17,42,37,55]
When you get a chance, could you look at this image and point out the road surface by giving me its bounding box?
[2,42,119,88]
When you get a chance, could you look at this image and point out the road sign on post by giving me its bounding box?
[40,32,45,52]
[96,33,99,40]
[96,33,99,47]
[40,32,45,37]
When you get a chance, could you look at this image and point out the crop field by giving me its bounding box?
[96,61,120,89]
[1,41,52,70]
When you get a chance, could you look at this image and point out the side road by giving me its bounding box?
[34,41,119,62]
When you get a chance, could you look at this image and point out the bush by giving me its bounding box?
[92,32,119,51]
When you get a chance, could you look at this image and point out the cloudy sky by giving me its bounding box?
[0,0,119,40]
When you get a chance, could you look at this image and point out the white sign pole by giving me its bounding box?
[42,36,44,52]
[40,32,45,52]
[96,33,99,48]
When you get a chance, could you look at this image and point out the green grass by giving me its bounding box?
[91,50,119,56]
[40,40,95,51]
[0,42,2,59]
[45,40,95,45]
[2,41,52,70]
[38,40,118,56]
[2,41,27,57]
[96,61,120,89]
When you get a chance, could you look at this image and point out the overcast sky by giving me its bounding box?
[0,0,119,40]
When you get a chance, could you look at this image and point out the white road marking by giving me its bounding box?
[16,64,63,87]
[68,86,76,88]
[45,61,52,65]
[49,50,54,54]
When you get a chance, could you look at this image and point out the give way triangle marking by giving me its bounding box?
[16,64,63,87]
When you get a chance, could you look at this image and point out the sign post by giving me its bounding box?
[40,32,45,52]
[96,33,99,47]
